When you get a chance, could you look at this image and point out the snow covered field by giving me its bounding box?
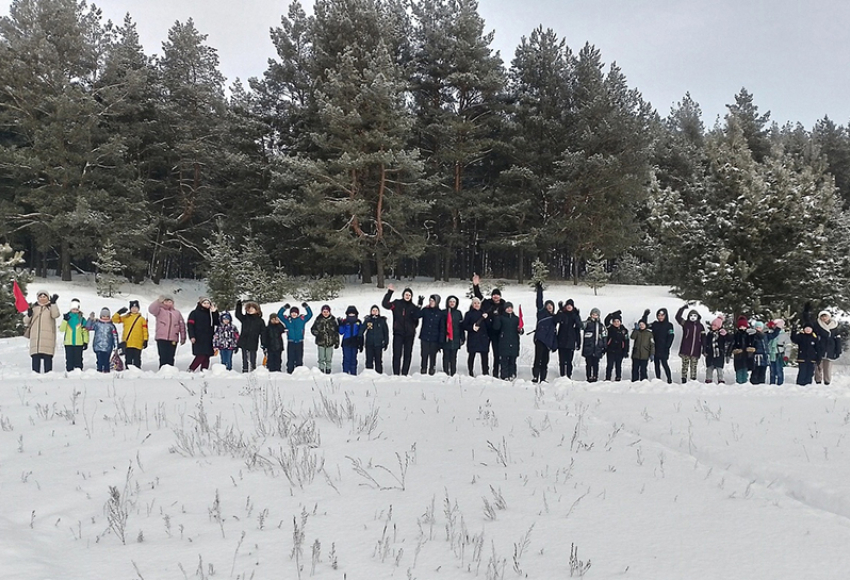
[2,279,850,579]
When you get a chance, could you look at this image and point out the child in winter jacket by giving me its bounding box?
[492,302,523,380]
[338,306,362,375]
[650,308,675,383]
[416,294,443,375]
[604,311,629,381]
[532,283,558,383]
[235,300,265,372]
[703,316,731,384]
[88,308,118,372]
[278,303,313,373]
[793,323,822,386]
[676,305,705,383]
[312,304,340,374]
[60,298,89,372]
[148,296,186,368]
[749,321,776,384]
[462,298,491,377]
[555,299,582,378]
[360,305,390,374]
[213,312,240,371]
[113,300,148,369]
[630,310,654,382]
[441,296,464,376]
[767,319,790,385]
[263,313,286,372]
[731,317,754,384]
[582,308,606,382]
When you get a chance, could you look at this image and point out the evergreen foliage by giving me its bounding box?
[93,240,126,298]
[0,243,29,337]
[583,251,609,296]
[529,258,549,290]
[203,228,239,310]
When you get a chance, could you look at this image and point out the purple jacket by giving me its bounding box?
[676,305,705,358]
[148,300,187,343]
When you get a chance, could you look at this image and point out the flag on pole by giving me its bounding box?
[518,304,524,331]
[12,280,28,313]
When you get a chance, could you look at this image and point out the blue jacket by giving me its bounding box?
[417,306,444,343]
[278,305,313,342]
[338,315,362,349]
[89,319,118,353]
[534,286,558,351]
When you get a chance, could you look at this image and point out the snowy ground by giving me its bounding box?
[2,278,849,579]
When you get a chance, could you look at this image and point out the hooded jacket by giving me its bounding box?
[555,303,582,350]
[339,314,362,349]
[60,311,89,347]
[793,330,823,363]
[148,300,187,343]
[417,295,444,343]
[360,308,390,349]
[630,327,655,361]
[815,313,842,361]
[312,313,340,348]
[675,305,705,358]
[382,289,420,338]
[187,303,220,356]
[534,285,558,351]
[492,311,522,357]
[582,317,607,359]
[441,296,464,350]
[650,308,675,359]
[88,319,118,353]
[235,301,266,351]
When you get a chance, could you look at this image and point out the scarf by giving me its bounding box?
[447,309,454,341]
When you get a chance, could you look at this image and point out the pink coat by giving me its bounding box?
[148,301,187,343]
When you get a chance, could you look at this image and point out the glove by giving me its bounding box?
[117,307,128,315]
[50,294,59,304]
[63,313,70,321]
[719,329,727,336]
[558,301,563,309]
[633,322,639,330]
[301,302,308,309]
[143,341,148,349]
[83,343,88,351]
[27,306,33,317]
[283,303,290,311]
[783,356,789,363]
[417,296,424,307]
[649,355,654,362]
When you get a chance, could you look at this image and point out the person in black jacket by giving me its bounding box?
[649,308,674,383]
[263,313,286,372]
[382,285,421,375]
[187,298,219,372]
[472,274,508,377]
[582,308,606,382]
[235,300,265,373]
[793,323,822,386]
[532,283,558,383]
[417,294,443,375]
[360,305,389,374]
[493,302,523,380]
[604,310,629,381]
[730,316,754,384]
[463,297,490,376]
[441,295,464,376]
[814,309,841,385]
[555,299,582,378]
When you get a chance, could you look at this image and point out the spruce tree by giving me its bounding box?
[0,244,29,337]
[583,251,609,296]
[93,240,126,298]
[528,258,549,289]
[203,228,239,310]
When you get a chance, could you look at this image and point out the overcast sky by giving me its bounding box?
[3,0,848,127]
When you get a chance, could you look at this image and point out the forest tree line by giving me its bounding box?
[2,0,850,317]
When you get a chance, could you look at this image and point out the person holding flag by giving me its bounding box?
[531,282,558,383]
[23,290,60,373]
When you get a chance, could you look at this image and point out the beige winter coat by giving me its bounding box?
[24,303,60,356]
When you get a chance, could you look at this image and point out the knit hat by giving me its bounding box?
[129,300,140,310]
[504,301,514,309]
[199,296,211,305]
[161,295,175,302]
[471,297,481,305]
[429,294,441,307]
[37,289,49,298]
[321,304,331,313]
[100,307,111,318]
[590,307,601,317]
[70,299,81,311]
[736,316,749,329]
[269,313,279,321]
[753,321,765,331]
[221,312,232,322]
[565,299,575,308]
[711,316,724,330]
[491,288,502,297]
[290,306,300,314]
[772,318,785,329]
[346,305,359,316]
[610,310,622,322]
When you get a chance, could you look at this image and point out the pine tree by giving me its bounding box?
[93,240,126,297]
[583,250,609,296]
[528,258,549,290]
[0,244,29,338]
[203,228,239,310]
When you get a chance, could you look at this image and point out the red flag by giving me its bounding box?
[518,304,524,330]
[13,280,28,313]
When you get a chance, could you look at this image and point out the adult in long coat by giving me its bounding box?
[235,300,265,372]
[440,295,464,376]
[492,302,523,380]
[24,290,60,373]
[462,298,491,376]
[148,295,187,367]
[555,299,582,378]
[417,294,443,375]
[382,285,421,375]
[532,284,558,383]
[187,297,219,371]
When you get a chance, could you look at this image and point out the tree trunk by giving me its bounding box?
[572,252,580,285]
[517,247,525,284]
[362,255,373,284]
[443,245,451,282]
[60,240,71,281]
[376,253,386,289]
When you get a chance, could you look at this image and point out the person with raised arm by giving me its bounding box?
[531,283,557,383]
[472,274,507,377]
[462,297,490,376]
[382,284,420,375]
[148,295,186,368]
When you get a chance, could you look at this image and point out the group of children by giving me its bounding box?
[23,285,843,385]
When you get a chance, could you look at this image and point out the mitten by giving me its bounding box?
[143,341,148,349]
[301,302,308,309]
[417,296,424,307]
[117,307,128,315]
[27,306,33,317]
[283,303,290,311]
[558,301,564,309]
[63,313,70,321]
[50,294,59,304]
[83,343,88,351]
